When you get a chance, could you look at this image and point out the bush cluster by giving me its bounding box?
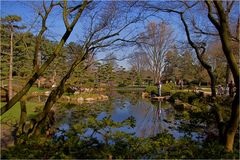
[145,82,176,96]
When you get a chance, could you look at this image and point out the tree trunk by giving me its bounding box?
[12,96,27,144]
[179,13,217,97]
[207,70,216,97]
[19,97,27,133]
[194,48,217,97]
[212,103,226,143]
[30,57,86,136]
[8,31,13,100]
[206,1,240,152]
[36,51,42,88]
[1,30,72,115]
[225,91,239,152]
[225,64,230,86]
[37,79,41,88]
[1,80,4,88]
[217,10,239,153]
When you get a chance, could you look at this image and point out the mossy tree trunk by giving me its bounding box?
[30,55,87,136]
[19,97,27,134]
[206,1,240,152]
[12,96,27,144]
[225,64,230,86]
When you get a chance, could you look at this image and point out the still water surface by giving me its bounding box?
[54,91,205,142]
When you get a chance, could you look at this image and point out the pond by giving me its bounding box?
[3,90,237,159]
[54,90,205,143]
[2,91,236,159]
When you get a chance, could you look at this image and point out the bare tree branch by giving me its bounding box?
[226,1,234,13]
[63,0,70,30]
[205,0,220,30]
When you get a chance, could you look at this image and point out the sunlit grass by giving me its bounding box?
[28,87,49,93]
[0,101,43,123]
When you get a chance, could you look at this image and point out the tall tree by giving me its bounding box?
[1,15,25,99]
[180,11,217,97]
[163,48,181,82]
[128,51,148,82]
[147,0,239,152]
[207,41,228,84]
[205,0,239,152]
[145,2,218,95]
[138,21,175,83]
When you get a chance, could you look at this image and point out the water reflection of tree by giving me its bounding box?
[116,90,142,105]
[154,101,163,134]
[54,101,115,133]
[151,101,177,135]
[134,100,166,137]
[135,101,153,137]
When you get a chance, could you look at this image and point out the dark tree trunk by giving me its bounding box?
[30,56,86,136]
[207,70,217,97]
[225,91,239,152]
[19,98,27,133]
[206,1,240,152]
[8,31,13,100]
[179,13,217,97]
[225,64,230,86]
[13,96,27,144]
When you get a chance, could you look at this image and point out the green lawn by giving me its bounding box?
[201,87,212,92]
[0,101,43,123]
[28,87,49,93]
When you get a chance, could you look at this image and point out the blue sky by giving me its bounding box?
[1,1,70,40]
[2,0,222,69]
[1,1,139,68]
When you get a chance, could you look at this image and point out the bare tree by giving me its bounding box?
[138,21,175,83]
[207,41,228,84]
[145,1,218,95]
[128,51,148,77]
[26,1,143,136]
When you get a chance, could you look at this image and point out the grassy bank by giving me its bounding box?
[0,101,43,123]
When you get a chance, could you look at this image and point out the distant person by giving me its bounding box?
[178,80,183,90]
[233,86,237,96]
[157,81,162,96]
[228,81,234,97]
[217,85,223,95]
[225,85,229,96]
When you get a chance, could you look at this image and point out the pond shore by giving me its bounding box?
[30,91,109,104]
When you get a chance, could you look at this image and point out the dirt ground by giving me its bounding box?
[1,123,14,150]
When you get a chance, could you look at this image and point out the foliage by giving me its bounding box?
[161,82,176,94]
[163,48,209,84]
[145,85,158,95]
[1,0,239,156]
[2,128,238,159]
[1,91,239,159]
[145,82,176,96]
[169,92,199,103]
